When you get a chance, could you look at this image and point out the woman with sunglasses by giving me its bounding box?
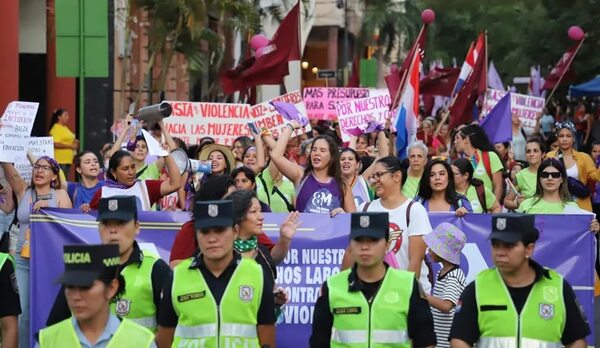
[452,158,501,213]
[343,156,433,293]
[1,156,72,348]
[504,139,546,210]
[517,158,579,214]
[545,121,600,212]
[416,159,472,217]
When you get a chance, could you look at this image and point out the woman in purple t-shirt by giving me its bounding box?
[268,121,355,214]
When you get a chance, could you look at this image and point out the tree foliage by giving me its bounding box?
[418,0,599,90]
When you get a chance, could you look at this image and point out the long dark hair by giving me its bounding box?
[225,189,257,226]
[452,157,484,187]
[49,108,66,129]
[532,158,570,205]
[107,150,133,181]
[460,124,496,153]
[74,151,99,180]
[418,159,462,208]
[304,135,346,206]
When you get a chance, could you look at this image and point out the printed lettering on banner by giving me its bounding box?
[303,87,372,120]
[14,137,54,183]
[164,101,253,146]
[0,101,39,162]
[334,89,391,142]
[482,89,544,136]
[250,91,312,139]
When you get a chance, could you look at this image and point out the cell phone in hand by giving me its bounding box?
[247,122,260,135]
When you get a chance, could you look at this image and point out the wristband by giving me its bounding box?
[260,127,272,137]
[286,124,295,132]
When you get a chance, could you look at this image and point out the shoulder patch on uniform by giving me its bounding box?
[115,299,131,316]
[11,273,18,294]
[333,307,361,315]
[177,291,206,302]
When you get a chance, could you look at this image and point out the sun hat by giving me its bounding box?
[198,144,236,173]
[423,222,466,265]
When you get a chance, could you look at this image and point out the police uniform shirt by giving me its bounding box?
[0,256,21,318]
[36,313,158,348]
[46,241,171,326]
[449,259,590,346]
[309,264,437,348]
[158,252,276,327]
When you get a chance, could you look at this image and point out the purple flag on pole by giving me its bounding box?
[487,61,504,91]
[481,92,512,143]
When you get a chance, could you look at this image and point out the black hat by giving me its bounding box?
[97,196,137,222]
[56,244,120,287]
[194,200,235,230]
[490,214,539,244]
[350,212,389,240]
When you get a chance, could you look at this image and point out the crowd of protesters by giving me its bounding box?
[0,97,599,347]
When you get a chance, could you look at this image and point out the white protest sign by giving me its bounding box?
[250,90,312,139]
[334,89,391,142]
[0,101,39,162]
[15,137,54,183]
[163,102,253,146]
[482,89,544,136]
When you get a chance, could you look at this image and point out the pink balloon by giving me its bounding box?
[568,26,585,41]
[250,34,269,51]
[421,9,435,24]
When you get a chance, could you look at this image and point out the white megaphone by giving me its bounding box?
[171,149,212,175]
[136,102,172,123]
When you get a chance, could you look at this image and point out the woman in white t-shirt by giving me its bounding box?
[342,155,433,293]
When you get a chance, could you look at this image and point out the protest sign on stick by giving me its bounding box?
[334,89,391,142]
[15,137,55,183]
[482,89,544,136]
[0,101,39,162]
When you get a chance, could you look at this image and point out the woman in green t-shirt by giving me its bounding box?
[452,158,501,213]
[504,139,546,210]
[517,158,580,214]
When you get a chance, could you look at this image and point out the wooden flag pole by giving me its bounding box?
[544,35,586,108]
[390,24,425,112]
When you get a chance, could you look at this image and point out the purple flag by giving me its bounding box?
[487,61,504,91]
[270,101,309,127]
[480,92,512,143]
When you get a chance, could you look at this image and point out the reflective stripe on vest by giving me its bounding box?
[171,257,263,348]
[475,268,565,347]
[39,317,155,348]
[0,253,10,270]
[111,250,159,331]
[328,267,414,347]
[478,336,563,348]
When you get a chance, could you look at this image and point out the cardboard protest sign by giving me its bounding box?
[15,137,54,183]
[482,89,544,136]
[304,87,380,120]
[334,89,391,142]
[251,90,311,139]
[0,101,39,162]
[163,102,253,146]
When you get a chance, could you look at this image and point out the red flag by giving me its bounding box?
[419,67,460,96]
[449,36,487,128]
[386,25,428,109]
[221,2,300,94]
[542,43,578,91]
[346,58,360,87]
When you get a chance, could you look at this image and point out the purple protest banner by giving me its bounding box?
[31,210,594,347]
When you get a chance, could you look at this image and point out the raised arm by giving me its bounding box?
[155,120,178,172]
[361,131,390,180]
[160,154,183,197]
[269,123,305,184]
[261,133,281,181]
[107,115,134,158]
[0,163,27,199]
[253,130,266,172]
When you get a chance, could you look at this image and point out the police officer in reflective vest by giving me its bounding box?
[157,200,276,348]
[310,212,436,347]
[450,214,590,347]
[46,195,171,332]
[0,251,20,348]
[37,244,156,347]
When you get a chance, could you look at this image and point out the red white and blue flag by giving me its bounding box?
[395,49,421,159]
[452,33,485,96]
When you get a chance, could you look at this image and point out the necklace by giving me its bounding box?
[233,236,258,253]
